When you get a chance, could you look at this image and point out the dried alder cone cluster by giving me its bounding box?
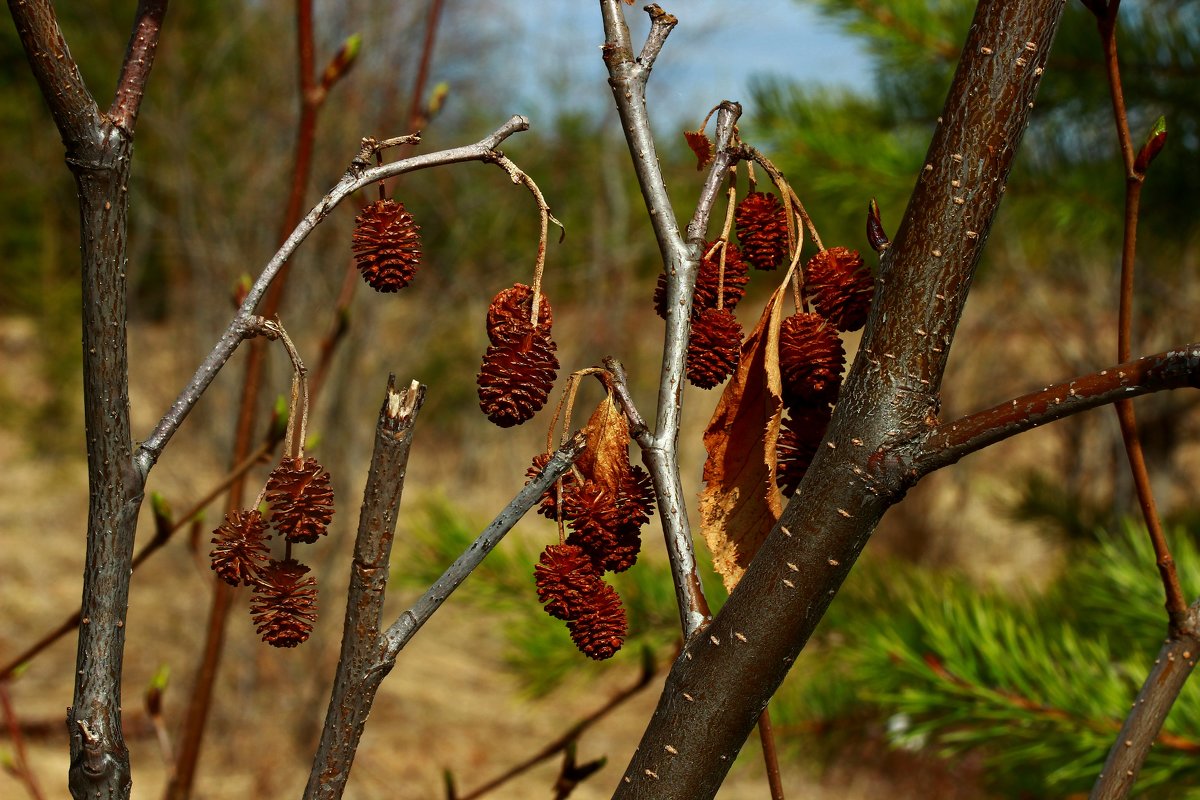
[529,394,654,660]
[210,457,334,647]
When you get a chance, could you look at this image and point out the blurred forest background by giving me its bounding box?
[1,1,1199,797]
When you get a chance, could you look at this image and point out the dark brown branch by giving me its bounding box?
[109,0,168,132]
[304,378,426,800]
[1090,601,1200,799]
[913,345,1200,475]
[1092,0,1190,631]
[613,1,1067,796]
[6,0,101,145]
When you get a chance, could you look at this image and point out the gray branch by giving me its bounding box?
[134,115,531,477]
[304,377,425,800]
[304,405,583,800]
[1090,601,1200,799]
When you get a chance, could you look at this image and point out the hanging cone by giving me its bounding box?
[779,312,846,408]
[686,306,743,389]
[653,241,750,319]
[209,509,270,588]
[486,283,553,345]
[534,543,604,621]
[351,199,422,292]
[477,325,559,427]
[264,457,335,544]
[735,191,790,270]
[804,246,874,332]
[250,559,318,648]
[566,580,627,661]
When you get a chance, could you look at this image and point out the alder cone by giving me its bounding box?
[485,283,553,345]
[567,580,627,660]
[779,312,845,408]
[653,241,749,319]
[776,405,833,497]
[265,457,335,544]
[534,544,602,621]
[686,307,743,389]
[735,191,789,270]
[251,559,318,648]
[351,199,422,292]
[477,325,559,427]
[209,509,270,587]
[805,246,874,331]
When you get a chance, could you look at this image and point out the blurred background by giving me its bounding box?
[1,1,1199,797]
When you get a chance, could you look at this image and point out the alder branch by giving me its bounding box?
[614,1,1068,796]
[914,344,1200,476]
[299,430,585,798]
[379,432,587,663]
[7,0,101,144]
[304,377,425,800]
[134,115,531,477]
[109,0,167,132]
[1090,601,1200,799]
[600,0,745,638]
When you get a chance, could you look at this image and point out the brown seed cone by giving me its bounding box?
[564,480,623,567]
[804,246,874,331]
[209,509,271,587]
[486,283,553,345]
[776,405,833,497]
[567,580,627,660]
[620,465,656,528]
[526,452,578,521]
[686,307,743,389]
[735,191,790,270]
[534,543,602,621]
[265,457,335,544]
[477,327,559,428]
[779,312,846,408]
[250,559,318,648]
[653,241,750,319]
[351,198,422,292]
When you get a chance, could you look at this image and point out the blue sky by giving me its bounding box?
[499,2,873,123]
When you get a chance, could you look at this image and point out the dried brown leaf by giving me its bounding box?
[577,393,632,493]
[698,279,790,591]
[683,129,714,171]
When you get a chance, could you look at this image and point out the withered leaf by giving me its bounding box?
[698,279,789,591]
[578,393,632,493]
[683,129,714,171]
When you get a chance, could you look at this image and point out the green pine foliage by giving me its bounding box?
[775,521,1200,797]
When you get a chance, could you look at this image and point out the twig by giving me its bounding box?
[135,114,532,477]
[0,684,46,800]
[1090,601,1200,799]
[914,344,1200,476]
[1091,0,1189,631]
[109,0,168,133]
[300,431,584,799]
[600,0,745,639]
[304,377,426,800]
[456,648,659,800]
[379,433,587,662]
[756,707,784,800]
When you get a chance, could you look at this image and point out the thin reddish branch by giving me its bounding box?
[1091,0,1189,628]
[914,345,1200,475]
[109,0,168,132]
[0,684,47,800]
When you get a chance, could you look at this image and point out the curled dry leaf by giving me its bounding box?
[683,129,714,171]
[698,277,791,592]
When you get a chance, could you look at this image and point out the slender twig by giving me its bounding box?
[0,684,46,800]
[914,344,1200,476]
[756,707,784,800]
[135,115,532,476]
[1091,601,1200,799]
[304,378,426,800]
[1092,0,1189,630]
[456,649,659,800]
[379,433,587,661]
